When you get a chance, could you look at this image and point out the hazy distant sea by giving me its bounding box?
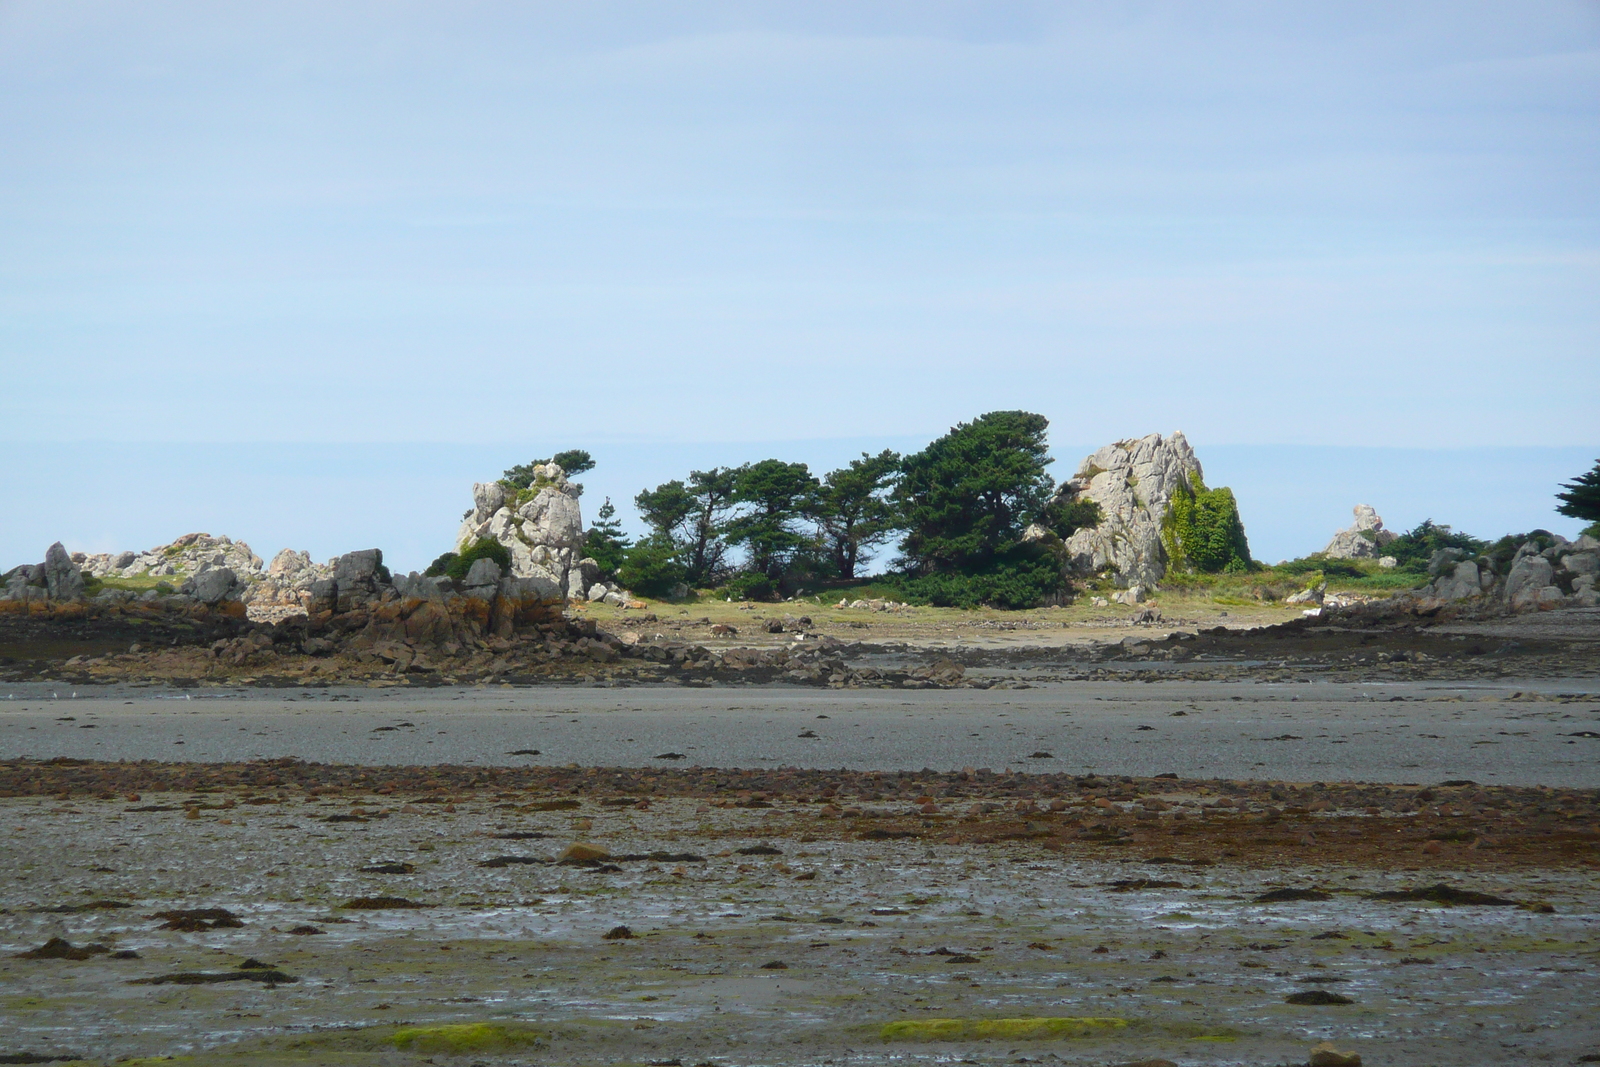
[3,440,1593,575]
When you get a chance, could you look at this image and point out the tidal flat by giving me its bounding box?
[2,730,1598,1066]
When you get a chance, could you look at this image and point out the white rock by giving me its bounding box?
[1506,555,1554,611]
[268,549,311,577]
[1286,582,1326,605]
[472,481,507,519]
[1561,552,1598,576]
[462,557,502,589]
[1323,505,1397,559]
[1054,431,1204,586]
[516,488,584,549]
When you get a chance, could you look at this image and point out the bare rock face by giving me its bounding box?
[1051,432,1203,586]
[80,533,264,582]
[43,541,85,601]
[455,463,599,601]
[1323,505,1397,559]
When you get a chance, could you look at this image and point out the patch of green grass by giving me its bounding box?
[96,574,179,592]
[388,1022,545,1054]
[882,1016,1128,1041]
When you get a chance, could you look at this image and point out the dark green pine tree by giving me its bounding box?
[583,497,631,578]
[1556,458,1600,537]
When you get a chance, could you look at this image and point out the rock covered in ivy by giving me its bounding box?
[1322,504,1397,559]
[1050,432,1206,586]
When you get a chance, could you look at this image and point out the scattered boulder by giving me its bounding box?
[1286,582,1326,606]
[182,566,239,605]
[1431,560,1485,602]
[1505,555,1555,611]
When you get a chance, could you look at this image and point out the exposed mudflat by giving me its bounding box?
[4,678,1599,786]
[2,605,1597,1066]
[2,787,1597,1067]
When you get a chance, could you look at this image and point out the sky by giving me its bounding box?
[2,2,1597,571]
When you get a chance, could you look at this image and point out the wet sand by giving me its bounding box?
[4,678,1599,786]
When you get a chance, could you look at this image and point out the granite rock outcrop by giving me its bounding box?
[1044,432,1205,586]
[1322,505,1398,560]
[1414,533,1598,611]
[455,462,610,603]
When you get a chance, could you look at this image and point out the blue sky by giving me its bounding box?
[2,3,1597,570]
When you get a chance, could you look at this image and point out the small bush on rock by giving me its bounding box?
[440,538,511,581]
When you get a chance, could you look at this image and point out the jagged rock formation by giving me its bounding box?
[1322,505,1398,559]
[1046,432,1204,586]
[239,549,335,621]
[45,533,331,619]
[455,462,610,602]
[79,532,263,580]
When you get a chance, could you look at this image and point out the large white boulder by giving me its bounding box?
[1053,432,1203,586]
[1505,555,1555,611]
[1323,505,1397,560]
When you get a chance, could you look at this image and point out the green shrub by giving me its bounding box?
[433,538,512,581]
[1276,557,1365,579]
[1161,475,1253,574]
[616,533,688,598]
[1381,520,1487,572]
[889,550,1064,609]
[1043,497,1103,540]
[720,571,777,602]
[1484,529,1556,575]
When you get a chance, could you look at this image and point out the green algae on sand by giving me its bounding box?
[388,1022,545,1054]
[882,1016,1128,1041]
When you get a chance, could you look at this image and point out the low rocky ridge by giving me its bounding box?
[1412,532,1598,610]
[0,546,977,689]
